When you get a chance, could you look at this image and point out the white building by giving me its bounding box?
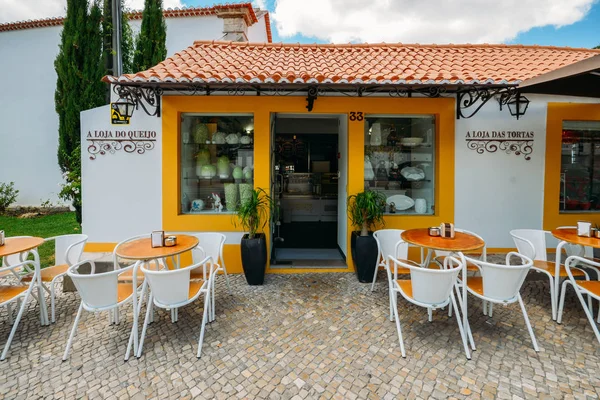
[0,3,271,206]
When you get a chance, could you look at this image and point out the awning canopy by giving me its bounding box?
[519,54,600,98]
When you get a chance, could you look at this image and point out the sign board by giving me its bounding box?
[465,130,534,161]
[85,130,157,160]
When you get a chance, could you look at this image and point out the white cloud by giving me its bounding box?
[253,0,267,10]
[0,0,184,24]
[272,0,596,44]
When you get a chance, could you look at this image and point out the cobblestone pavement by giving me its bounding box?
[1,268,600,399]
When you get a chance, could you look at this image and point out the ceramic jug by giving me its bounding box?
[415,198,427,214]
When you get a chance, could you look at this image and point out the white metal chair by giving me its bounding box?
[558,256,600,344]
[371,229,410,289]
[20,234,87,323]
[110,234,167,325]
[388,255,471,359]
[0,260,39,360]
[510,229,589,320]
[62,260,145,361]
[465,253,539,351]
[137,256,218,358]
[190,233,231,294]
[1,236,34,324]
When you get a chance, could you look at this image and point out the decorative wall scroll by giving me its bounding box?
[86,130,157,160]
[465,130,534,161]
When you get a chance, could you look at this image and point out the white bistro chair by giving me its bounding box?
[388,255,471,359]
[1,236,34,325]
[137,256,218,358]
[558,256,600,344]
[465,253,539,352]
[371,229,411,288]
[63,260,145,361]
[190,232,231,295]
[110,234,167,325]
[20,234,87,323]
[0,260,39,360]
[510,229,589,320]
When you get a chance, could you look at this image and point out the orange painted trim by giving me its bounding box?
[162,96,455,274]
[543,103,600,230]
[84,242,116,252]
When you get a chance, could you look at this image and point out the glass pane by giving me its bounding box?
[364,115,435,215]
[180,114,254,214]
[560,121,600,213]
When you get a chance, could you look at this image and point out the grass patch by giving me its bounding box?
[0,212,81,267]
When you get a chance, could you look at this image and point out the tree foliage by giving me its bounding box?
[133,0,167,72]
[54,0,105,223]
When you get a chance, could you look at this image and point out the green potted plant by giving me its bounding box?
[347,190,386,282]
[234,188,273,285]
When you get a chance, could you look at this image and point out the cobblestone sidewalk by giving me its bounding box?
[0,271,599,399]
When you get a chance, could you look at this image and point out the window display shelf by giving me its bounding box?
[180,114,254,214]
[365,116,436,216]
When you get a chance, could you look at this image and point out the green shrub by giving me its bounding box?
[0,182,19,213]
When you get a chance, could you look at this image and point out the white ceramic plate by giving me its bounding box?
[386,195,414,211]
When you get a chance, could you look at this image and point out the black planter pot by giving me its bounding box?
[241,233,267,285]
[351,231,378,283]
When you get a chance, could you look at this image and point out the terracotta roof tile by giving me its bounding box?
[104,41,600,86]
[0,3,269,41]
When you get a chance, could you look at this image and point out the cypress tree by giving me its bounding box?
[55,0,105,223]
[133,0,167,72]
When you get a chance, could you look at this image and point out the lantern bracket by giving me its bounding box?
[113,85,163,117]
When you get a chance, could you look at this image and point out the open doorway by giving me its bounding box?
[270,114,348,268]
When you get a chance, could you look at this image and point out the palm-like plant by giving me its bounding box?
[234,188,273,239]
[347,190,386,236]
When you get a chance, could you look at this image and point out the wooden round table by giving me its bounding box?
[401,228,485,253]
[551,228,600,249]
[0,237,45,258]
[0,236,49,325]
[116,234,199,261]
[401,228,484,357]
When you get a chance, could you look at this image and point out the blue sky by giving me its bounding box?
[183,0,600,48]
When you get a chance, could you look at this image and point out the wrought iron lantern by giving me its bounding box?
[112,100,135,119]
[498,91,530,120]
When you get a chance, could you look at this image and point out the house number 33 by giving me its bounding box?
[349,112,364,121]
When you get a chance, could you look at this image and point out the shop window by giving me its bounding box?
[364,115,435,215]
[560,121,600,213]
[180,114,254,214]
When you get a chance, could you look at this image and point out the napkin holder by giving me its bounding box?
[577,221,592,237]
[151,230,164,248]
[440,223,455,239]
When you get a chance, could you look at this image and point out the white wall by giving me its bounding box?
[128,15,223,57]
[248,15,269,42]
[81,105,162,243]
[0,27,63,206]
[455,94,600,248]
